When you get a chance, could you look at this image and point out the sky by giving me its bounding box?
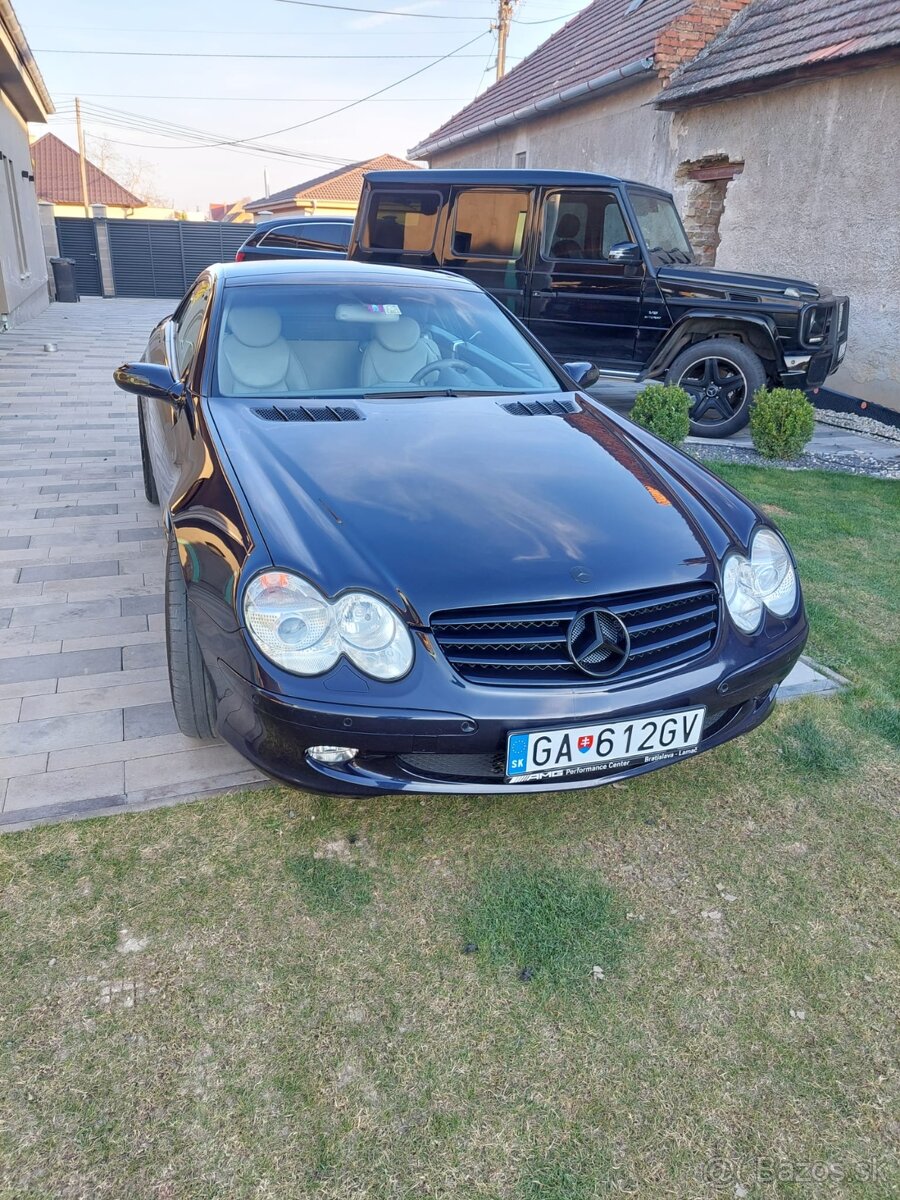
[17,0,587,211]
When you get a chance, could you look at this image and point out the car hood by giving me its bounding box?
[657,264,821,303]
[210,394,721,623]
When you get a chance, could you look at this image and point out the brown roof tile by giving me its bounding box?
[246,153,419,211]
[31,132,144,208]
[658,0,900,106]
[409,0,692,158]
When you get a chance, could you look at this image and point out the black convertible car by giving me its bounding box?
[114,259,807,796]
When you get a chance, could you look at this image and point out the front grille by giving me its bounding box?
[430,582,719,687]
[398,751,504,780]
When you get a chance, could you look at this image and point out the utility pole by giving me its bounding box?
[263,168,270,198]
[75,97,90,217]
[495,0,517,81]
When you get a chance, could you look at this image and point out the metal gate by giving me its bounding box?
[107,219,247,298]
[54,217,249,299]
[54,218,102,296]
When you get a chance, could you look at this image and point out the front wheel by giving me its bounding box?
[665,338,766,437]
[165,534,218,739]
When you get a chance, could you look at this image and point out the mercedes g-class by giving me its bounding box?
[348,170,849,436]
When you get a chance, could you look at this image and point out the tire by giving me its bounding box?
[665,338,766,437]
[137,399,159,505]
[165,534,217,739]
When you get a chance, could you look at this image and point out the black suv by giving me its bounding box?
[236,215,354,263]
[348,170,849,436]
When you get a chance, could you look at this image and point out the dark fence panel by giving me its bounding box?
[54,218,102,296]
[58,217,249,299]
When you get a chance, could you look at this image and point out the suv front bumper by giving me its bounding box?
[784,296,850,388]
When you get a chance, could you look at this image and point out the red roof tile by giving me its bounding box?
[246,154,419,211]
[409,0,692,158]
[31,133,144,208]
[658,0,900,106]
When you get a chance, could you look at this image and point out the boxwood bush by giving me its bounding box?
[749,387,815,460]
[631,383,692,446]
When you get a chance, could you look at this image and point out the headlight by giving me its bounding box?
[244,572,341,674]
[243,571,413,680]
[335,593,413,680]
[802,304,830,346]
[749,528,797,616]
[723,529,797,633]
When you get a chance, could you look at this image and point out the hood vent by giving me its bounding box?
[254,405,362,423]
[500,398,579,417]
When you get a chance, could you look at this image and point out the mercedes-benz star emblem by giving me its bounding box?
[567,608,631,677]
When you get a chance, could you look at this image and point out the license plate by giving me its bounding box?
[505,707,706,780]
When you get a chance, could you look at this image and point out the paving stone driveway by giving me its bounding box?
[0,298,264,830]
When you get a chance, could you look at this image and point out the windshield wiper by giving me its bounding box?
[362,388,517,399]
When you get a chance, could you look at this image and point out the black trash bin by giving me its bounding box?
[50,257,79,303]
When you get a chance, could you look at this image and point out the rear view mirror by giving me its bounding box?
[114,362,184,406]
[607,242,642,264]
[563,361,601,388]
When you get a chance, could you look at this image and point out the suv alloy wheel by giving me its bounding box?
[666,337,767,437]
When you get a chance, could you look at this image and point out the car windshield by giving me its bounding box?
[215,282,562,399]
[628,191,694,265]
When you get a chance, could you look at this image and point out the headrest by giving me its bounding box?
[374,316,421,352]
[226,307,282,348]
[556,213,581,238]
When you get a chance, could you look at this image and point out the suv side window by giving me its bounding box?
[452,190,530,259]
[364,191,441,253]
[172,277,211,377]
[260,222,349,251]
[541,190,632,261]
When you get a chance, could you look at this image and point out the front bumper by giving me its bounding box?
[782,296,850,389]
[213,626,807,796]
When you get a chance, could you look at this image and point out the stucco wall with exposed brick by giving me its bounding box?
[671,64,900,411]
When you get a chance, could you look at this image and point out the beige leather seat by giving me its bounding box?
[219,307,309,395]
[359,316,439,388]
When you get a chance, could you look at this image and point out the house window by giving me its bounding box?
[514,151,527,168]
[451,190,530,259]
[2,155,29,276]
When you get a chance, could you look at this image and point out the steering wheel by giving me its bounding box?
[411,358,494,388]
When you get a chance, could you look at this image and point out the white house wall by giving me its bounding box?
[0,88,48,325]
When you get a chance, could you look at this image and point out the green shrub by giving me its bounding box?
[631,383,692,446]
[749,387,815,460]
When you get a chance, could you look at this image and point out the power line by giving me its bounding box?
[34,47,487,59]
[141,29,492,150]
[274,0,491,16]
[48,31,488,156]
[55,93,472,102]
[515,7,583,21]
[52,103,355,167]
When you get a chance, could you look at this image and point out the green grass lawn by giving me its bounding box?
[1,467,897,1198]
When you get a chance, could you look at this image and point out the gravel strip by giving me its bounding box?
[687,442,900,480]
[813,408,900,443]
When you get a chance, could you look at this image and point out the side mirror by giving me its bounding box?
[114,362,184,406]
[563,361,601,388]
[607,241,642,264]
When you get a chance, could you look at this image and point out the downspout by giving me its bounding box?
[409,56,654,160]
